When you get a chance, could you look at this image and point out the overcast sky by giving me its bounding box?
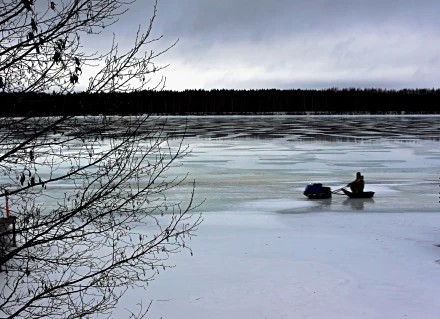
[113,0,440,91]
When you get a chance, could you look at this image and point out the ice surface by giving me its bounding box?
[4,116,439,318]
[114,116,440,319]
[167,117,439,213]
[118,211,440,319]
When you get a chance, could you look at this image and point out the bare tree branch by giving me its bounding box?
[0,0,172,93]
[0,1,201,318]
[0,116,202,319]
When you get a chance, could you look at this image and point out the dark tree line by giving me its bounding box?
[1,88,439,116]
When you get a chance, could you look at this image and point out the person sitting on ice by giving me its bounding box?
[347,172,364,193]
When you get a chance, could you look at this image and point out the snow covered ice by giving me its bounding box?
[12,115,437,319]
[126,115,440,319]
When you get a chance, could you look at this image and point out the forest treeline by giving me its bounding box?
[0,88,439,116]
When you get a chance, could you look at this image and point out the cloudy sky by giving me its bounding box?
[115,0,440,91]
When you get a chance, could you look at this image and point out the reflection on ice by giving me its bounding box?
[342,198,375,211]
[236,199,316,212]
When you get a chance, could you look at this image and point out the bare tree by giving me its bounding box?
[0,116,201,319]
[0,1,201,318]
[0,0,175,93]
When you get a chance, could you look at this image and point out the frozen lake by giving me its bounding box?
[4,115,440,319]
[164,115,440,214]
[133,115,440,319]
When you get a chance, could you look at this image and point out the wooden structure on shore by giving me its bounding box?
[0,216,17,272]
[0,216,17,247]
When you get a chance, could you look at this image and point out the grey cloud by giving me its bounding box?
[153,0,440,40]
[120,0,440,89]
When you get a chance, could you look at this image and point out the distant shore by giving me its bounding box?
[1,88,439,116]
